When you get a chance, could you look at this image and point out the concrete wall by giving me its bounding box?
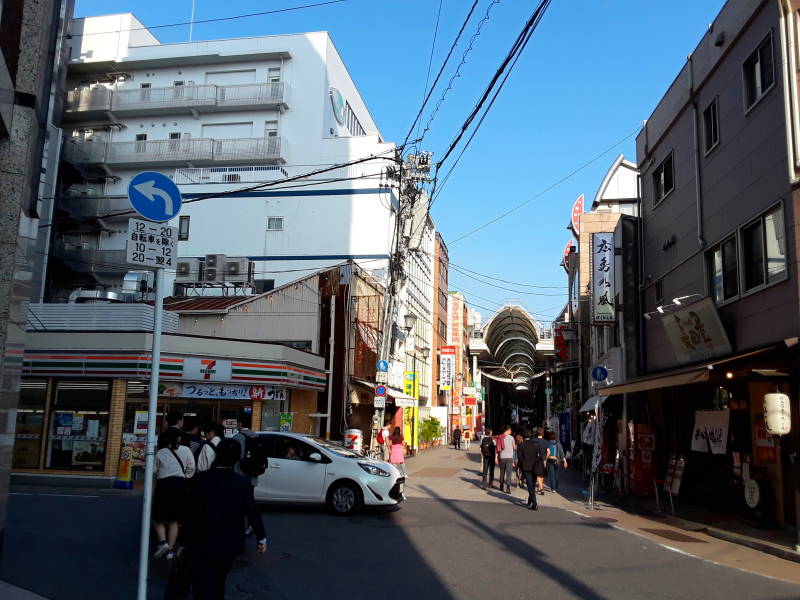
[637,0,800,371]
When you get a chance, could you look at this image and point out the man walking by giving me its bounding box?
[479,427,496,489]
[516,430,545,510]
[187,438,266,599]
[452,427,462,450]
[533,427,548,495]
[378,420,392,461]
[495,425,516,494]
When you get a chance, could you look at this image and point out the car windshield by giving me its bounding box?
[309,437,362,458]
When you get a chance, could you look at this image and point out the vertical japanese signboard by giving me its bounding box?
[592,232,615,324]
[439,346,455,391]
[403,371,419,399]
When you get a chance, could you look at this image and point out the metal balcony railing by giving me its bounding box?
[174,165,289,184]
[54,247,127,274]
[64,136,286,167]
[59,196,132,221]
[65,82,289,117]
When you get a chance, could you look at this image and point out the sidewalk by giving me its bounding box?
[407,445,800,585]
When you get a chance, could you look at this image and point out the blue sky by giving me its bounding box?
[75,0,726,323]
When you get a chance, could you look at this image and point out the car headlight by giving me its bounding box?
[358,462,390,477]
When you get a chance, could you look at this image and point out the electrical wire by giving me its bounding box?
[413,0,444,148]
[402,0,483,148]
[445,126,640,245]
[448,261,563,288]
[69,1,347,37]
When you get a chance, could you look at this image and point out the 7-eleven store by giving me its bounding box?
[12,331,326,485]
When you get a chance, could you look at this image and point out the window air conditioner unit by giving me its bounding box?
[224,258,251,282]
[175,258,201,282]
[204,254,226,283]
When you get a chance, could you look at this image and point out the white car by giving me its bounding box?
[252,432,405,515]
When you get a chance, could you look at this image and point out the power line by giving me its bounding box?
[449,263,565,296]
[402,0,483,147]
[436,0,551,170]
[69,1,347,37]
[448,261,564,288]
[445,126,640,245]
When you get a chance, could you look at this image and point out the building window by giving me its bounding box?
[438,318,447,339]
[655,279,664,304]
[703,98,719,153]
[135,133,147,152]
[46,380,110,472]
[267,217,283,231]
[178,215,190,241]
[653,152,674,205]
[438,289,447,309]
[173,80,185,99]
[268,67,281,83]
[744,32,775,110]
[265,121,278,137]
[742,204,786,292]
[707,236,738,303]
[12,380,48,469]
[255,279,275,293]
[168,131,181,151]
[140,82,151,102]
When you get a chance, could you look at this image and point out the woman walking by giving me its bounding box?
[153,427,195,560]
[389,426,407,478]
[515,433,525,488]
[463,429,471,451]
[545,431,567,492]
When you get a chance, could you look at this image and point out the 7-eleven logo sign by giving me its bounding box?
[183,357,232,382]
[200,360,217,380]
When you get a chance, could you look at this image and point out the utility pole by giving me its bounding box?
[371,150,432,449]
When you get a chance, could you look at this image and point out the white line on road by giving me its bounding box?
[10,492,99,498]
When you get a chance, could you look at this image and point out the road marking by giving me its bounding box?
[10,492,99,498]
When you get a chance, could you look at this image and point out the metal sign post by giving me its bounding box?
[129,170,182,600]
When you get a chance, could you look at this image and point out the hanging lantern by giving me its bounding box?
[763,389,791,435]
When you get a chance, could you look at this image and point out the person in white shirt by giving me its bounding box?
[153,428,196,560]
[197,422,222,473]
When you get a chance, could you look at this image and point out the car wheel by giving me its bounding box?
[327,481,363,516]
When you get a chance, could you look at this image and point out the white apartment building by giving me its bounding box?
[44,13,398,301]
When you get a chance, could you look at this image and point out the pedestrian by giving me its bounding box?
[153,427,196,560]
[196,422,223,473]
[232,422,269,536]
[377,420,392,461]
[182,415,203,455]
[463,429,471,451]
[516,430,546,510]
[186,438,266,600]
[514,433,525,488]
[545,431,568,492]
[479,427,496,489]
[533,427,548,495]
[495,425,516,494]
[232,423,260,486]
[389,426,406,477]
[452,427,462,450]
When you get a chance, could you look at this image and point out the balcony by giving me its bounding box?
[59,195,132,222]
[63,82,289,121]
[53,247,127,275]
[174,165,289,185]
[65,136,286,169]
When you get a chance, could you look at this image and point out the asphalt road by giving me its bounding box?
[2,477,800,599]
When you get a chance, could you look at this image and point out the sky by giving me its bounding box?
[74,0,727,324]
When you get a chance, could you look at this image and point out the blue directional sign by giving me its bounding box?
[375,385,387,397]
[128,171,182,222]
[376,360,389,372]
[591,366,608,382]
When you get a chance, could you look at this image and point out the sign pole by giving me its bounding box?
[136,264,165,600]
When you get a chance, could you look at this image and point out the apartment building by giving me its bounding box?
[43,13,396,301]
[601,0,800,534]
[431,233,449,408]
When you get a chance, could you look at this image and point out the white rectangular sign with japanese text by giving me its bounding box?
[591,232,616,323]
[126,218,176,269]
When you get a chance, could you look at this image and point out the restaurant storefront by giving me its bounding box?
[12,332,326,484]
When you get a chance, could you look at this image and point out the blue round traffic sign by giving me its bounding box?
[375,385,387,397]
[377,360,389,372]
[591,366,608,382]
[128,171,182,222]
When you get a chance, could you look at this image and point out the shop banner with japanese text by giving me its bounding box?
[440,346,455,391]
[691,409,730,454]
[592,232,615,323]
[403,371,419,399]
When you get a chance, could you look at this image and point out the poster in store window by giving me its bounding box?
[133,411,149,434]
[279,413,293,432]
[72,441,104,466]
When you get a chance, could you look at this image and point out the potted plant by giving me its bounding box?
[419,417,443,451]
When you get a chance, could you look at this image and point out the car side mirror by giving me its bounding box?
[308,452,322,462]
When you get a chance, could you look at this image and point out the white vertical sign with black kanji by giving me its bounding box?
[591,232,615,323]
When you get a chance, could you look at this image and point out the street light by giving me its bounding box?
[421,346,430,360]
[403,313,418,332]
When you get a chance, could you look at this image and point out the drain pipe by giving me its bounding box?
[688,54,706,248]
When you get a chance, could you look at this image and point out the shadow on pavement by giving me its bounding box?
[417,484,612,600]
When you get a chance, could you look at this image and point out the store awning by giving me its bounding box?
[579,395,606,412]
[597,344,785,396]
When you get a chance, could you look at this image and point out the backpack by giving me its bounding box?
[494,434,505,454]
[193,438,218,460]
[239,435,269,478]
[377,428,387,445]
[548,442,558,461]
[480,436,495,457]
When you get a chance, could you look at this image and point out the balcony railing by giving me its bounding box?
[59,196,132,221]
[64,136,286,168]
[53,247,127,274]
[64,82,289,118]
[174,165,289,185]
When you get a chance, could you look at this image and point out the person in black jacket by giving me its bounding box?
[516,430,545,510]
[479,428,496,489]
[187,437,266,600]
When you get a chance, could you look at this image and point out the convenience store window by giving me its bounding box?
[46,380,110,471]
[12,379,48,468]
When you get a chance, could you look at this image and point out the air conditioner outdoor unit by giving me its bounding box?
[224,258,251,282]
[175,258,201,282]
[204,254,226,283]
